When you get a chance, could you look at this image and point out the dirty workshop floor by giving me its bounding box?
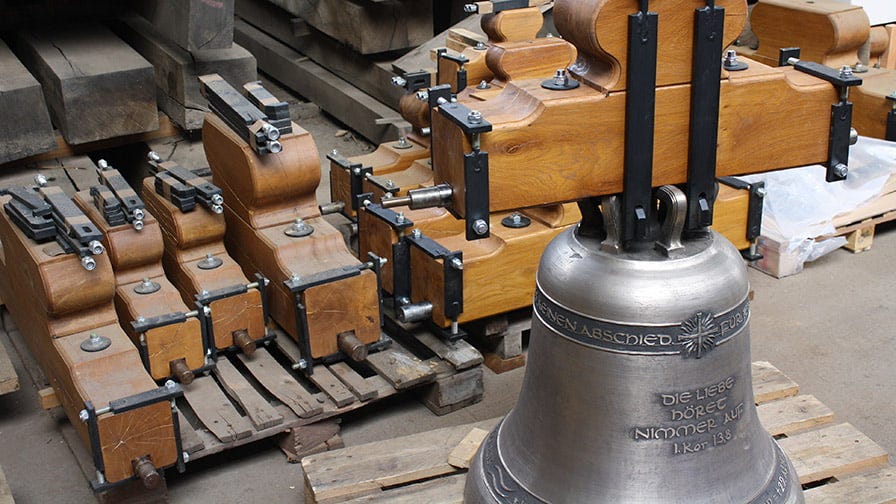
[0,76,893,503]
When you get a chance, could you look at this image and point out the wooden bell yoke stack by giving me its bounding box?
[0,184,181,490]
[356,0,861,337]
[141,154,269,358]
[72,163,206,384]
[199,75,384,372]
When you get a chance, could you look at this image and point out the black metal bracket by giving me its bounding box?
[487,0,530,13]
[718,177,765,260]
[328,151,372,212]
[463,150,490,240]
[199,75,284,156]
[284,261,383,375]
[4,186,55,242]
[778,47,801,67]
[362,202,415,231]
[436,101,493,135]
[789,59,862,183]
[365,174,400,195]
[193,274,270,360]
[684,1,724,232]
[392,238,411,301]
[887,93,896,142]
[621,0,659,246]
[405,232,464,328]
[399,71,431,92]
[437,51,469,93]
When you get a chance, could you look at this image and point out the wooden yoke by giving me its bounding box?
[73,188,205,383]
[555,0,747,91]
[140,166,266,355]
[202,113,381,365]
[431,0,840,214]
[0,192,178,486]
[751,0,870,69]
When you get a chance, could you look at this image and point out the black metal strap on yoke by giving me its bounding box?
[284,259,384,375]
[784,53,862,182]
[3,186,55,242]
[621,0,659,247]
[96,166,144,227]
[436,49,469,93]
[406,232,464,326]
[85,382,186,492]
[193,274,272,360]
[199,74,285,156]
[243,81,293,135]
[886,93,896,142]
[684,0,725,233]
[149,159,224,214]
[434,98,493,240]
[90,186,127,227]
[328,151,372,215]
[718,177,765,260]
[40,186,103,259]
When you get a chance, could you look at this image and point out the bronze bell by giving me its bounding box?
[465,188,803,503]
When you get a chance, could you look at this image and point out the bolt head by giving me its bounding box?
[755,186,767,198]
[415,90,429,102]
[148,151,162,163]
[839,65,854,78]
[98,159,109,170]
[463,4,477,13]
[182,451,190,463]
[81,256,97,271]
[474,41,486,50]
[391,76,407,87]
[834,163,849,178]
[467,110,483,124]
[88,240,104,255]
[165,380,176,390]
[412,228,422,238]
[472,219,489,236]
[477,80,490,89]
[79,410,89,422]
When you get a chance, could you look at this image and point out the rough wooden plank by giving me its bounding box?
[328,362,379,401]
[9,24,158,145]
[804,466,896,504]
[0,40,56,164]
[448,428,489,469]
[308,365,356,408]
[420,365,484,416]
[779,423,890,484]
[365,346,436,390]
[302,418,500,503]
[756,394,835,436]
[237,349,323,418]
[135,0,235,51]
[265,0,433,54]
[213,358,284,430]
[177,411,205,455]
[0,465,11,504]
[182,376,253,442]
[341,473,466,504]
[273,330,304,364]
[234,0,404,108]
[234,19,398,144]
[113,15,257,130]
[0,334,19,396]
[415,331,483,371]
[752,361,800,404]
[278,420,341,462]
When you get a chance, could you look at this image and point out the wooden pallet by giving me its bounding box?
[302,361,896,504]
[832,210,896,253]
[176,327,484,464]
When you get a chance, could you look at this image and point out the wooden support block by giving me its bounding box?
[135,0,235,51]
[113,16,257,130]
[804,466,896,504]
[234,19,398,144]
[308,366,357,408]
[0,336,18,396]
[238,349,323,418]
[0,40,56,164]
[38,387,60,409]
[278,420,341,463]
[234,0,404,109]
[182,376,253,443]
[265,0,433,54]
[214,358,284,430]
[9,24,158,145]
[756,394,835,436]
[301,418,500,503]
[366,346,436,390]
[448,428,489,469]
[419,365,483,416]
[778,423,890,484]
[328,362,379,401]
[844,223,875,253]
[752,361,800,404]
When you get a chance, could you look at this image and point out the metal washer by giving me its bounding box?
[80,334,112,352]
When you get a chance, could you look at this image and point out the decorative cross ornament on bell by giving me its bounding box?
[464,188,804,503]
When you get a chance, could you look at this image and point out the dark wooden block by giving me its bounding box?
[135,0,235,51]
[114,16,257,130]
[10,24,158,145]
[266,0,433,54]
[0,40,57,164]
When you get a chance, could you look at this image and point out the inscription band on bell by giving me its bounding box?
[532,289,750,356]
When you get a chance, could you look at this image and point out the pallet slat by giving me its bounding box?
[302,419,500,504]
[752,360,800,404]
[414,332,483,371]
[341,474,466,504]
[779,422,890,484]
[328,362,379,401]
[182,376,253,442]
[804,467,896,504]
[309,365,356,408]
[757,394,835,436]
[214,358,284,430]
[366,346,436,390]
[238,349,322,418]
[177,411,205,454]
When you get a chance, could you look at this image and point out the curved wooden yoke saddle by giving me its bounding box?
[199,75,383,372]
[0,185,180,489]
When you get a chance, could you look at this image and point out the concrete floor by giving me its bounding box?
[0,78,893,502]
